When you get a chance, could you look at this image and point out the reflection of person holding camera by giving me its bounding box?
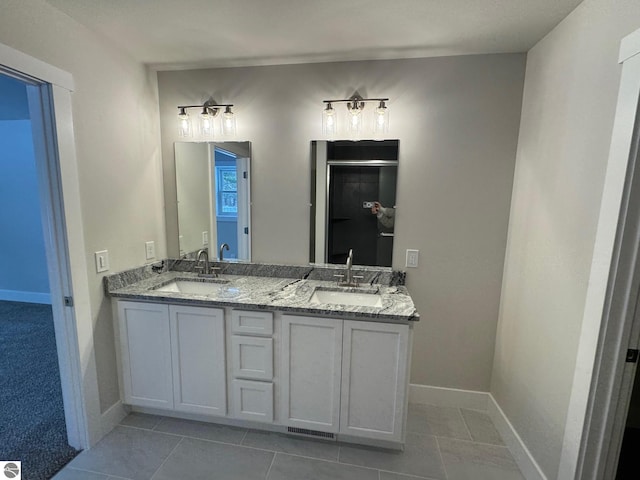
[371,201,395,228]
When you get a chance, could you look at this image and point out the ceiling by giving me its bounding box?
[46,0,583,70]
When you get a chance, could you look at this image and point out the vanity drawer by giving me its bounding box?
[231,335,273,380]
[231,310,273,336]
[231,379,273,423]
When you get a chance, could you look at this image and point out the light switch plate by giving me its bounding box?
[406,249,419,268]
[95,250,109,273]
[145,241,155,260]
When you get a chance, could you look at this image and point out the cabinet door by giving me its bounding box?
[170,305,226,416]
[281,315,342,433]
[340,321,409,442]
[118,301,173,409]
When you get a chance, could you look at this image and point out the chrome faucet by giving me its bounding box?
[345,249,354,285]
[219,243,230,261]
[334,248,363,286]
[194,249,219,277]
[195,249,210,275]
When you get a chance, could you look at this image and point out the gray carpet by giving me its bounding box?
[0,300,79,479]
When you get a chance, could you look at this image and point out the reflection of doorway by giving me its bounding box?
[212,146,250,260]
[0,72,79,475]
[174,142,251,261]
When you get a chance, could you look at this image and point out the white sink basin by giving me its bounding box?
[310,289,383,308]
[154,279,228,295]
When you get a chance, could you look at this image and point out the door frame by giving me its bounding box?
[0,42,101,449]
[558,28,640,479]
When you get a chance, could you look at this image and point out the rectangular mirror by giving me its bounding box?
[174,141,251,260]
[310,140,399,267]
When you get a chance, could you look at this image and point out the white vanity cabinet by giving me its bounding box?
[115,298,412,447]
[117,301,174,409]
[281,315,343,433]
[340,320,409,442]
[116,301,227,415]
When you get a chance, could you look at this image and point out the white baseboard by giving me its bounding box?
[409,384,489,410]
[488,394,548,480]
[0,289,51,304]
[101,400,128,438]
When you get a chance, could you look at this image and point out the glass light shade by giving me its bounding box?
[200,109,215,138]
[178,109,192,137]
[347,108,362,136]
[373,102,389,135]
[221,107,236,136]
[322,103,337,136]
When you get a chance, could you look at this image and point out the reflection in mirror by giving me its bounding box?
[310,140,399,267]
[174,142,251,261]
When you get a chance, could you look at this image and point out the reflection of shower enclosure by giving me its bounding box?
[313,140,398,267]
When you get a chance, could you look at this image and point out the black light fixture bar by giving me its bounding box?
[322,98,388,104]
[177,103,233,109]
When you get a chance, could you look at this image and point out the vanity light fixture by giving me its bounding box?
[177,101,236,138]
[322,94,389,137]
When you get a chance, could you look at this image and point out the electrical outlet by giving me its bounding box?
[95,250,109,273]
[145,241,155,260]
[202,231,209,246]
[406,249,419,268]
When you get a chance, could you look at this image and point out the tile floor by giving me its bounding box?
[53,404,525,480]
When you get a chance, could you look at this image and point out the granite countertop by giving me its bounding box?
[107,270,419,324]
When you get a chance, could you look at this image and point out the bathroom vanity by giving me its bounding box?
[106,262,418,448]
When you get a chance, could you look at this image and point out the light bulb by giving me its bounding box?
[348,106,362,135]
[373,100,389,135]
[200,107,215,137]
[323,103,337,136]
[221,106,236,136]
[177,108,192,137]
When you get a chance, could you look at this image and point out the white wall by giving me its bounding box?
[0,0,164,412]
[492,0,640,477]
[158,54,525,390]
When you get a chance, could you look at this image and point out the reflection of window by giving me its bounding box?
[216,166,237,216]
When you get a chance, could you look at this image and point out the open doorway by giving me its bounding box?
[616,365,640,478]
[0,72,79,477]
